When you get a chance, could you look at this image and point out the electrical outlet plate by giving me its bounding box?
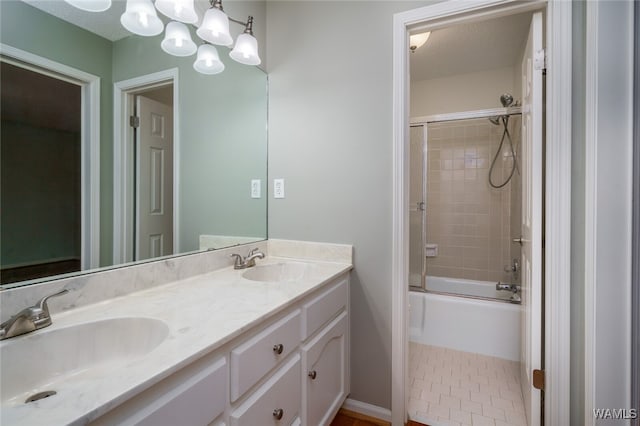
[274,179,285,198]
[251,179,261,198]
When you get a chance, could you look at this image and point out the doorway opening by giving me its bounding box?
[391,1,574,425]
[0,45,100,285]
[406,11,540,426]
[1,61,81,283]
[113,70,178,265]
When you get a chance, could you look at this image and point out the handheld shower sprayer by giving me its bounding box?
[488,93,519,189]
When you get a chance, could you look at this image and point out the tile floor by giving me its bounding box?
[408,342,527,426]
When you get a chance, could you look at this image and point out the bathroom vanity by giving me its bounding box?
[0,240,352,426]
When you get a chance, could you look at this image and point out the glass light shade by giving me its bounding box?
[229,33,261,66]
[155,0,197,24]
[161,22,197,56]
[64,0,111,12]
[196,7,233,47]
[120,0,163,36]
[193,45,225,75]
[409,32,431,50]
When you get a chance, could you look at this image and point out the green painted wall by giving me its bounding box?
[0,0,114,266]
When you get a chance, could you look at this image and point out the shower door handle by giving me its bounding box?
[513,237,529,245]
[417,202,425,211]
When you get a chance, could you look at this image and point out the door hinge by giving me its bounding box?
[130,115,140,128]
[534,48,546,71]
[533,369,545,390]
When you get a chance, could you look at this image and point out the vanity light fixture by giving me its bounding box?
[63,0,112,12]
[409,31,431,53]
[65,0,261,74]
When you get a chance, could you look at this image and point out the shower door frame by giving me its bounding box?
[409,107,523,293]
[392,1,573,425]
[409,124,428,292]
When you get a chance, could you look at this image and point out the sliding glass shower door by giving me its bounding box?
[409,125,426,290]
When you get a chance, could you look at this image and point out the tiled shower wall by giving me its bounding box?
[424,117,521,283]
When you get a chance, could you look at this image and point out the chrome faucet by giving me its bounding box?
[0,289,68,340]
[231,248,265,269]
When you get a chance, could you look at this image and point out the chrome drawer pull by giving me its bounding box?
[272,343,284,354]
[273,408,284,420]
[308,370,317,380]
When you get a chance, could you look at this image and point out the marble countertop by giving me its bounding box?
[1,256,352,426]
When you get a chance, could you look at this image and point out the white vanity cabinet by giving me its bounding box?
[92,272,350,426]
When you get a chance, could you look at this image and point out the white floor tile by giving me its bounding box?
[408,343,526,426]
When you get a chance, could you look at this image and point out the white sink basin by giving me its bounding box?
[0,317,169,406]
[242,262,316,282]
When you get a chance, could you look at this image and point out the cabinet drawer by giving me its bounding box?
[302,312,348,426]
[230,309,301,401]
[92,357,227,426]
[230,354,301,426]
[302,277,348,340]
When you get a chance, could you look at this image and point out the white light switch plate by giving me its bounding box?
[251,179,261,198]
[273,179,285,198]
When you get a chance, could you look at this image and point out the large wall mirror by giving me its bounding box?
[0,0,268,289]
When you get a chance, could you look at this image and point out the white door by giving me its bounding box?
[135,95,174,260]
[520,11,543,426]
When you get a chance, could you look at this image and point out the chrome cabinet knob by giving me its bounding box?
[308,370,317,380]
[272,343,284,354]
[272,408,284,420]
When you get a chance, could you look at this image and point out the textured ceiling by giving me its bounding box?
[410,12,532,82]
[20,0,213,41]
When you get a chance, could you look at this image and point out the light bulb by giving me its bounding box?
[139,12,148,27]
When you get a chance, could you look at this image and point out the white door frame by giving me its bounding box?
[583,1,635,422]
[0,43,101,271]
[113,69,179,264]
[391,1,572,425]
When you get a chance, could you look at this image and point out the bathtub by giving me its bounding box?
[409,276,521,361]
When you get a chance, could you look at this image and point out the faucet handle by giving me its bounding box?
[36,289,69,316]
[230,253,244,267]
[247,247,259,257]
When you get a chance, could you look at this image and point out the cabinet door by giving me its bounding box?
[302,311,348,426]
[230,354,301,426]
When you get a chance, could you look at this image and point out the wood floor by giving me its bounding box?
[330,409,428,426]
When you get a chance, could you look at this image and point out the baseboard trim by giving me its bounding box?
[341,398,392,423]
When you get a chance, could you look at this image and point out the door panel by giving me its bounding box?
[520,11,543,426]
[136,95,173,261]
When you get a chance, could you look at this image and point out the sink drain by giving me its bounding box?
[25,390,57,403]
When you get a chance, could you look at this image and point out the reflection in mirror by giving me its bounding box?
[0,0,268,288]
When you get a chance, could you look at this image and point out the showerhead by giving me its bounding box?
[500,93,514,108]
